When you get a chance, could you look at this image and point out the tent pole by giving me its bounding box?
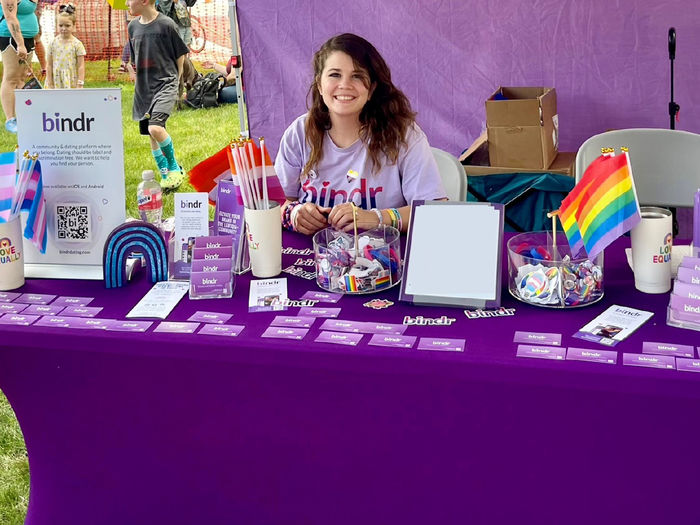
[228,0,249,138]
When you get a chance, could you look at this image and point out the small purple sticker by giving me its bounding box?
[0,302,27,314]
[566,347,618,364]
[297,306,341,318]
[319,319,365,333]
[0,292,20,303]
[261,326,308,340]
[0,313,39,326]
[363,322,407,335]
[516,344,566,360]
[513,331,562,346]
[154,321,200,334]
[52,296,94,307]
[34,316,72,328]
[642,341,694,358]
[417,337,465,352]
[368,333,417,348]
[315,331,363,346]
[300,290,342,303]
[188,311,233,324]
[198,324,245,337]
[622,353,675,370]
[270,315,316,328]
[676,358,700,373]
[23,304,65,316]
[105,320,153,332]
[61,306,103,318]
[17,293,57,305]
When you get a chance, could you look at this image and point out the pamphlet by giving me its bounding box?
[573,304,653,346]
[126,281,190,319]
[248,278,288,312]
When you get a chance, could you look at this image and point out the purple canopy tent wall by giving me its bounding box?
[236,0,699,158]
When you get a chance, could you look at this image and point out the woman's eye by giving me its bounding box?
[328,72,340,78]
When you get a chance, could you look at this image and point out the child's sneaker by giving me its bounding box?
[161,168,185,190]
[5,118,17,134]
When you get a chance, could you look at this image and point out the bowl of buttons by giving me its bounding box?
[507,231,604,308]
[313,225,402,294]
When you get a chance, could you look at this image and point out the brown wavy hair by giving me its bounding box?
[302,33,416,178]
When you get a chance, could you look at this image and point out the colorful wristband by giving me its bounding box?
[282,201,299,232]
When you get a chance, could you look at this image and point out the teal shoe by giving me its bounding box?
[5,118,17,134]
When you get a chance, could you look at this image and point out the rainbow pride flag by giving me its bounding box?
[558,152,640,260]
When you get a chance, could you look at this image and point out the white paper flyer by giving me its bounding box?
[126,281,190,319]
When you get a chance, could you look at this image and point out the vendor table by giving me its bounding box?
[1,232,699,525]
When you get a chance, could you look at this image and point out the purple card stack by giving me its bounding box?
[666,256,700,331]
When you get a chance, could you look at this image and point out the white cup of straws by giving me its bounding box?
[0,217,25,290]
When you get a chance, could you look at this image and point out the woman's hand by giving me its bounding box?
[16,44,28,62]
[294,202,331,235]
[328,202,379,232]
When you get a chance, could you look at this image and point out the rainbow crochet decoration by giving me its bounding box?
[558,152,640,260]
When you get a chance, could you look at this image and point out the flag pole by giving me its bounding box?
[547,210,558,253]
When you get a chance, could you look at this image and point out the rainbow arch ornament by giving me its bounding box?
[103,221,168,288]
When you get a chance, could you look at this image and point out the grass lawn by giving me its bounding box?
[0,59,242,524]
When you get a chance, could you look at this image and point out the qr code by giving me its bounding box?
[55,203,91,242]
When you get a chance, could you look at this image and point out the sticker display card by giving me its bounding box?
[126,281,189,319]
[319,319,365,333]
[154,321,200,334]
[513,331,562,346]
[198,324,245,337]
[368,334,417,349]
[17,293,56,305]
[188,311,233,324]
[0,313,39,326]
[35,315,72,328]
[642,341,694,358]
[315,331,363,346]
[249,278,288,313]
[0,303,28,315]
[0,292,20,302]
[566,347,617,364]
[105,320,153,332]
[61,306,103,318]
[297,306,341,318]
[300,290,342,303]
[52,296,94,307]
[23,304,65,316]
[270,315,316,328]
[516,344,566,360]
[676,358,700,373]
[573,305,653,347]
[417,337,465,352]
[261,326,308,340]
[622,353,675,370]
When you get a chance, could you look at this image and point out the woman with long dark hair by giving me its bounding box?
[275,33,446,235]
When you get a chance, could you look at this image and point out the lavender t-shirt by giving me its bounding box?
[275,114,447,209]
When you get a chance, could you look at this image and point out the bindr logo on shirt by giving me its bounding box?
[301,178,383,209]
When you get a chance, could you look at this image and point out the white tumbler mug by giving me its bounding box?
[244,202,282,278]
[0,217,25,291]
[630,206,672,293]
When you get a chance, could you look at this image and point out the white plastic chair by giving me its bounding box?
[431,147,467,201]
[575,129,700,207]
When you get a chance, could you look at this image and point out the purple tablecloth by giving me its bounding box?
[1,232,699,525]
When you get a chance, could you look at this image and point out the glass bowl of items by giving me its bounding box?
[313,225,402,294]
[507,231,604,308]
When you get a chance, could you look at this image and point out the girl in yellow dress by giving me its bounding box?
[45,3,85,89]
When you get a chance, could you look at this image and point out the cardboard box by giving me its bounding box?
[460,131,575,178]
[485,87,558,169]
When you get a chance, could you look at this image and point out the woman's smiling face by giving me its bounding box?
[317,51,373,121]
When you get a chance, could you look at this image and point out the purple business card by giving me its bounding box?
[270,315,316,328]
[0,313,39,326]
[23,304,65,316]
[513,331,562,346]
[52,296,94,307]
[319,319,365,333]
[17,293,57,305]
[622,353,675,370]
[0,302,27,314]
[680,256,700,272]
[34,315,72,328]
[300,290,342,303]
[516,344,566,360]
[192,245,233,261]
[363,322,407,335]
[315,331,363,346]
[65,317,110,330]
[105,320,153,332]
[154,321,200,334]
[676,266,700,286]
[566,347,618,364]
[676,358,700,373]
[198,323,245,337]
[669,294,700,319]
[672,281,700,301]
[188,311,233,324]
[190,258,232,273]
[261,326,308,340]
[0,292,20,303]
[642,341,694,358]
[297,306,341,318]
[417,337,465,352]
[368,333,417,348]
[61,306,103,318]
[194,235,233,249]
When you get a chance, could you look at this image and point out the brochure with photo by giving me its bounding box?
[573,305,653,347]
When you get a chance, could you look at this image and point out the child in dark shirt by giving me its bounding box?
[126,0,189,189]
